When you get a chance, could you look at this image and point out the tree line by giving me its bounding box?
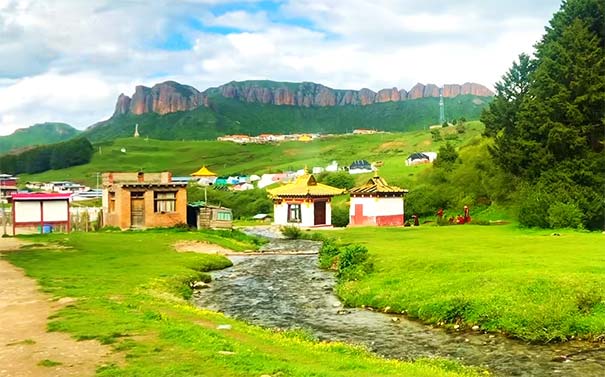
[409,0,604,230]
[0,137,94,175]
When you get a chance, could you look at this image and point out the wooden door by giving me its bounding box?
[130,193,145,227]
[314,201,326,225]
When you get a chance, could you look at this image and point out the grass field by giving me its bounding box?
[319,225,605,343]
[4,230,482,377]
[21,122,484,190]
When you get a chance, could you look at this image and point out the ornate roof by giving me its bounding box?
[191,166,217,177]
[349,174,408,195]
[267,174,345,198]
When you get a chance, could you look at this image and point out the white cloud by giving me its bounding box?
[0,0,563,135]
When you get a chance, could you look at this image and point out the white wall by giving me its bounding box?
[273,200,333,227]
[349,196,404,217]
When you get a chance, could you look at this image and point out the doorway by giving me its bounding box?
[314,201,326,225]
[130,192,145,227]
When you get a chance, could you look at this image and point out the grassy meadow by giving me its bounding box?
[319,225,605,343]
[20,122,483,190]
[4,230,482,377]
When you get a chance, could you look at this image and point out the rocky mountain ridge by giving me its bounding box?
[113,80,493,117]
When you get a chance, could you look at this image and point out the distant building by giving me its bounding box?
[353,129,377,135]
[348,160,373,174]
[0,174,18,202]
[349,174,408,227]
[405,152,437,166]
[190,165,218,186]
[267,170,344,228]
[102,171,187,230]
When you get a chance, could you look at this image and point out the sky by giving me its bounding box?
[0,0,563,135]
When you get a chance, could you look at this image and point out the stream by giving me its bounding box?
[192,234,605,376]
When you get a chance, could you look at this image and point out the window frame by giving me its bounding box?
[154,191,177,213]
[287,203,302,223]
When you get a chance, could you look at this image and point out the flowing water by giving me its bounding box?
[192,236,605,376]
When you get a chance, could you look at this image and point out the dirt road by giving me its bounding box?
[0,238,113,376]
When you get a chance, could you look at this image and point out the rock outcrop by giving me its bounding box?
[112,80,494,116]
[113,81,207,116]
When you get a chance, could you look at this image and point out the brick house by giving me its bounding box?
[102,171,187,229]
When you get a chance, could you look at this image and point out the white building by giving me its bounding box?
[267,172,344,228]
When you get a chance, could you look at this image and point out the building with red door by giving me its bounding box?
[267,171,344,228]
[348,173,408,226]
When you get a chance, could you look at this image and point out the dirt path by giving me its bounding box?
[0,238,114,377]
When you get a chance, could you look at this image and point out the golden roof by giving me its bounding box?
[191,166,217,177]
[349,174,408,195]
[267,174,345,198]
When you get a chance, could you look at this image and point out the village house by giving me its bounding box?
[267,170,344,227]
[406,152,438,166]
[352,128,378,135]
[102,171,187,230]
[217,134,252,144]
[349,173,408,227]
[0,174,18,201]
[348,159,374,174]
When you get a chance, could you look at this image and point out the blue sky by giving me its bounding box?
[0,0,563,135]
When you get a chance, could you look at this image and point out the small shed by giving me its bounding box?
[267,171,344,228]
[11,193,71,235]
[187,201,233,229]
[349,173,408,227]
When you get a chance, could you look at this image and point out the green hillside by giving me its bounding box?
[0,122,80,154]
[84,95,490,142]
[21,121,484,188]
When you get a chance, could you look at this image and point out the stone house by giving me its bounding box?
[102,171,187,229]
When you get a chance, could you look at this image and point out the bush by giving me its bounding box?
[337,244,371,281]
[547,202,584,229]
[280,225,302,239]
[331,205,350,227]
[318,241,340,269]
[316,172,355,190]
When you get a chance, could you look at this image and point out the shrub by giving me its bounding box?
[318,241,340,269]
[337,244,371,281]
[280,225,302,239]
[331,205,350,227]
[547,202,584,229]
[317,171,355,189]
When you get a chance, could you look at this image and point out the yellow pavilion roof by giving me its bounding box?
[349,174,408,195]
[267,174,345,198]
[191,165,217,177]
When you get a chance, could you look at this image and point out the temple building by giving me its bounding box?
[191,165,218,186]
[349,173,408,226]
[267,171,344,227]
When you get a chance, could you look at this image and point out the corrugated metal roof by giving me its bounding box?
[349,175,408,195]
[267,174,345,198]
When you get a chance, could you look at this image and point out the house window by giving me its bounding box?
[287,203,301,223]
[109,192,115,213]
[154,191,176,213]
[216,211,232,221]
